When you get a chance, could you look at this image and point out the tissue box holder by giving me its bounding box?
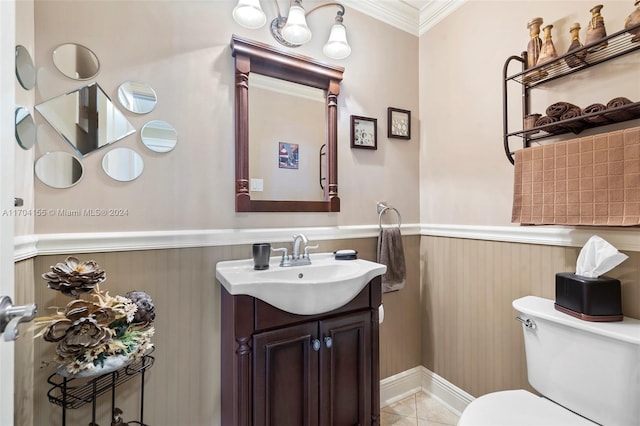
[555,272,623,322]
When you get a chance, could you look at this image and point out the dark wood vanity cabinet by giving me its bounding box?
[221,277,381,426]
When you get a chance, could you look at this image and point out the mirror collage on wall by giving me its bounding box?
[15,42,178,188]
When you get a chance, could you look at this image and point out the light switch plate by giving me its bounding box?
[250,178,263,191]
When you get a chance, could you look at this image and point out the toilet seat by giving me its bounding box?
[457,390,596,426]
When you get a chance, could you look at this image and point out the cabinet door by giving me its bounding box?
[253,321,319,426]
[319,311,372,426]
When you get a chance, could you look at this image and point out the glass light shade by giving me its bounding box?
[232,0,266,29]
[281,5,312,45]
[323,23,351,59]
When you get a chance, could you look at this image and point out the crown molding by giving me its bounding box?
[418,0,467,35]
[341,0,467,36]
[341,0,420,36]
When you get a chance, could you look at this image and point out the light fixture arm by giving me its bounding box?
[271,0,284,20]
[304,2,345,21]
[269,0,346,48]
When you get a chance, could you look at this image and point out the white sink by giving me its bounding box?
[216,253,387,315]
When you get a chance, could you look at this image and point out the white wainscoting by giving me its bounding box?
[16,223,640,261]
[14,224,421,261]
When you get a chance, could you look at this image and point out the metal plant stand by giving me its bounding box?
[46,351,155,426]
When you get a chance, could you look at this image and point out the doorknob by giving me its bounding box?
[0,296,37,341]
[324,336,333,349]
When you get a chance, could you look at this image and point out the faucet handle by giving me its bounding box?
[271,247,288,259]
[303,244,319,258]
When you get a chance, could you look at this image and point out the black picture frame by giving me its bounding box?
[387,107,411,140]
[351,115,377,150]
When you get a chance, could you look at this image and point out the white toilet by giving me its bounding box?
[458,295,640,426]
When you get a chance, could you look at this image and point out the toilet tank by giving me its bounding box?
[513,296,640,426]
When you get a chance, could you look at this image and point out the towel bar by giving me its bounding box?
[377,202,401,229]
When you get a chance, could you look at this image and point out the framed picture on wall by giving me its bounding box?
[387,107,411,140]
[278,142,299,169]
[351,115,377,150]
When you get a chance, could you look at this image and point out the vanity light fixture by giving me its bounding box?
[232,0,352,60]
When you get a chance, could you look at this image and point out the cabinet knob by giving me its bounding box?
[312,338,321,352]
[324,336,333,349]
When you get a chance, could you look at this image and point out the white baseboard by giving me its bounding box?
[380,366,474,417]
[421,367,474,416]
[380,366,424,407]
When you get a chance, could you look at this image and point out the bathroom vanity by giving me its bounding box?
[220,275,382,426]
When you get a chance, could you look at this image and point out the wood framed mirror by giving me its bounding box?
[230,35,344,212]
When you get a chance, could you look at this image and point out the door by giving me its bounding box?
[253,321,320,426]
[319,311,372,426]
[0,0,17,424]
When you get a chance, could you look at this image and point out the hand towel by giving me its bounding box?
[546,102,580,118]
[534,115,563,134]
[604,97,634,122]
[582,103,608,124]
[377,227,406,293]
[560,107,586,134]
[512,125,640,226]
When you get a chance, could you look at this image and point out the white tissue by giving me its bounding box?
[575,235,628,278]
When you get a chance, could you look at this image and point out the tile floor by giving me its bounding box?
[380,391,460,426]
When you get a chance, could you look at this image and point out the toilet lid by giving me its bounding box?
[457,390,596,426]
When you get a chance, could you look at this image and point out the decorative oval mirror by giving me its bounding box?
[52,43,100,80]
[15,107,36,150]
[35,152,83,189]
[102,148,144,182]
[117,81,157,114]
[15,45,36,90]
[141,120,177,153]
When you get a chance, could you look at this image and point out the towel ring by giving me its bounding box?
[378,206,401,229]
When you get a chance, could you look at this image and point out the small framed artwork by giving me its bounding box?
[387,107,411,140]
[351,115,377,150]
[278,142,299,169]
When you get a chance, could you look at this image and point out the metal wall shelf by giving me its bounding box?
[503,21,640,164]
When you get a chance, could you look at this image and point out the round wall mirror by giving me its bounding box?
[117,81,157,114]
[15,45,36,90]
[141,120,177,153]
[35,152,84,189]
[52,43,100,80]
[15,107,36,150]
[102,148,144,182]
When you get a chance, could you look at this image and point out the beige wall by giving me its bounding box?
[31,0,420,233]
[16,235,421,426]
[419,0,640,226]
[422,236,640,398]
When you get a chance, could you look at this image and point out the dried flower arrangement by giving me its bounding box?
[34,256,155,377]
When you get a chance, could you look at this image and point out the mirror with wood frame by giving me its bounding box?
[230,35,344,212]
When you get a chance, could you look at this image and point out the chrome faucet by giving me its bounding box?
[292,234,309,259]
[273,234,318,267]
